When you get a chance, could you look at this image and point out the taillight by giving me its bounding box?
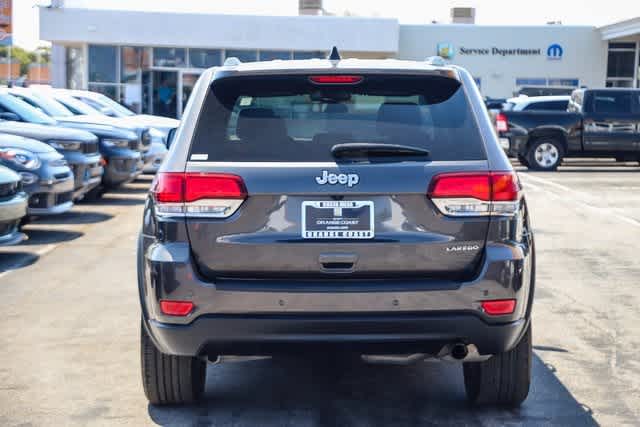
[495,113,508,132]
[151,172,247,217]
[481,299,516,316]
[428,172,521,217]
[309,75,363,84]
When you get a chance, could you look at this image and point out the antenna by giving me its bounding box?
[328,46,341,61]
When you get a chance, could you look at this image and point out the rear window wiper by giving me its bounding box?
[331,143,430,159]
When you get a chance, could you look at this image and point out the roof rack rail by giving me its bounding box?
[223,57,242,67]
[425,56,446,66]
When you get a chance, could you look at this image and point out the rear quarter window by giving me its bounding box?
[188,74,487,162]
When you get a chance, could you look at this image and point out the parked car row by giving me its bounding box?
[0,87,179,246]
[492,88,640,170]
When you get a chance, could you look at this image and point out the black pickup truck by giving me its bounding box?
[497,88,640,170]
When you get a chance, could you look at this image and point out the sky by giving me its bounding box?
[12,0,640,50]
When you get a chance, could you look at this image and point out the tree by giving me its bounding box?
[0,46,51,76]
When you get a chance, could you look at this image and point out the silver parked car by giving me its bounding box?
[0,165,27,245]
[0,135,74,215]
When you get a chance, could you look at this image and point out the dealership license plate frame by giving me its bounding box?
[301,200,375,239]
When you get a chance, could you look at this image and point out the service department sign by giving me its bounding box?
[437,43,564,60]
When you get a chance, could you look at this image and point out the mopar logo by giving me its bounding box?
[315,170,359,187]
[437,42,455,59]
[547,44,563,60]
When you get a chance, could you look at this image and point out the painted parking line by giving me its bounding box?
[519,172,640,228]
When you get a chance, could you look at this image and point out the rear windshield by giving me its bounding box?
[189,74,486,162]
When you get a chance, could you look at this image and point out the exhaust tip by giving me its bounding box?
[451,342,469,360]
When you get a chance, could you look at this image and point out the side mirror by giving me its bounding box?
[0,112,20,121]
[166,128,177,148]
[100,106,116,117]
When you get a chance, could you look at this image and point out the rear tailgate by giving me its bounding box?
[182,73,490,280]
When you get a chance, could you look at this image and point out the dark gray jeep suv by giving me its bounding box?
[138,55,535,407]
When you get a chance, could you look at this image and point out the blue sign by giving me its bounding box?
[547,43,563,60]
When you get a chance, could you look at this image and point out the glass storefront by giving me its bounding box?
[606,41,638,88]
[73,45,328,118]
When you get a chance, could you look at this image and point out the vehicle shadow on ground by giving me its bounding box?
[18,229,84,245]
[0,251,39,273]
[82,196,145,206]
[29,211,113,225]
[147,353,597,427]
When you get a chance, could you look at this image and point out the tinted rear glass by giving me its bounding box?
[189,74,486,162]
[523,100,568,111]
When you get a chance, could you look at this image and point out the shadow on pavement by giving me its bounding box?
[0,251,39,273]
[19,229,84,245]
[109,186,150,194]
[147,353,597,426]
[82,196,145,206]
[29,211,114,225]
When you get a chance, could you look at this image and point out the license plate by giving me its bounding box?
[301,201,374,239]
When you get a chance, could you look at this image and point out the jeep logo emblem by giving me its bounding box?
[315,170,359,187]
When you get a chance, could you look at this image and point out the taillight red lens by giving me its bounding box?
[428,173,491,201]
[153,172,184,203]
[160,300,194,316]
[491,172,520,201]
[153,172,246,203]
[184,173,246,202]
[496,113,508,132]
[428,172,520,202]
[481,299,516,316]
[309,75,363,84]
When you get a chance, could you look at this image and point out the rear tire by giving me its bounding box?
[526,139,563,171]
[140,321,206,405]
[463,323,532,407]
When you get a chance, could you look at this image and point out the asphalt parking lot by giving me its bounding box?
[0,160,639,426]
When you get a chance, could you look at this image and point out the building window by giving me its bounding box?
[88,45,117,83]
[66,46,85,89]
[121,47,150,83]
[259,50,292,61]
[606,41,637,88]
[547,78,579,87]
[87,83,118,101]
[189,49,222,68]
[225,50,258,62]
[153,47,186,67]
[293,51,325,60]
[605,80,634,88]
[516,78,579,87]
[607,50,635,78]
[515,78,547,86]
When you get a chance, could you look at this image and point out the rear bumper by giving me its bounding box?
[145,313,528,358]
[140,240,534,357]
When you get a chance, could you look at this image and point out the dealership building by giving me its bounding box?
[39,4,640,118]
